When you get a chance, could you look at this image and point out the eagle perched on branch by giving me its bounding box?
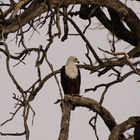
[60,56,81,98]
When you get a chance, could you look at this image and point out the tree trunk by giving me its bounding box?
[58,101,72,140]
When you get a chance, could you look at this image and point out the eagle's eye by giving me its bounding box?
[74,58,79,64]
[74,58,77,62]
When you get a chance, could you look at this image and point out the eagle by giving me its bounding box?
[60,56,81,97]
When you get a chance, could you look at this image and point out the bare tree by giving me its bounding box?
[0,0,140,140]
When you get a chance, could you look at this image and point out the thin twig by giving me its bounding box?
[1,105,22,126]
[60,11,103,64]
[44,55,63,100]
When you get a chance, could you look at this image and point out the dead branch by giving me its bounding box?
[65,95,116,130]
[60,11,102,64]
[44,56,63,99]
[109,117,140,140]
[0,0,140,140]
[0,106,22,127]
[4,43,25,95]
[0,131,26,136]
[85,70,135,93]
[58,100,72,140]
[9,0,31,20]
[23,105,30,140]
[61,6,69,41]
[89,115,99,140]
[27,69,61,102]
[64,95,127,139]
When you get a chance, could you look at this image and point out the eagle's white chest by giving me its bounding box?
[65,64,78,79]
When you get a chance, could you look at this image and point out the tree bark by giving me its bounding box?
[134,125,140,140]
[2,0,140,47]
[109,117,140,140]
[58,101,72,140]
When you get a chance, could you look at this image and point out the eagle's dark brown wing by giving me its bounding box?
[60,66,81,95]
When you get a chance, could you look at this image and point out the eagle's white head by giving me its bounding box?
[65,56,79,79]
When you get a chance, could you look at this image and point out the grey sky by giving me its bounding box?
[0,1,140,140]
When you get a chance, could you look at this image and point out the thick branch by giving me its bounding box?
[3,0,48,34]
[109,117,140,140]
[65,95,116,131]
[106,8,137,46]
[2,0,140,47]
[64,95,126,139]
[78,5,138,46]
[58,101,72,140]
[134,125,140,140]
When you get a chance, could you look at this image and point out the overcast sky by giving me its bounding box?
[0,1,140,140]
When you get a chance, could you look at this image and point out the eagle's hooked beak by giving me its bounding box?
[77,60,80,64]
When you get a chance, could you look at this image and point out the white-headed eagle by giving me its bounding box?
[60,56,81,97]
